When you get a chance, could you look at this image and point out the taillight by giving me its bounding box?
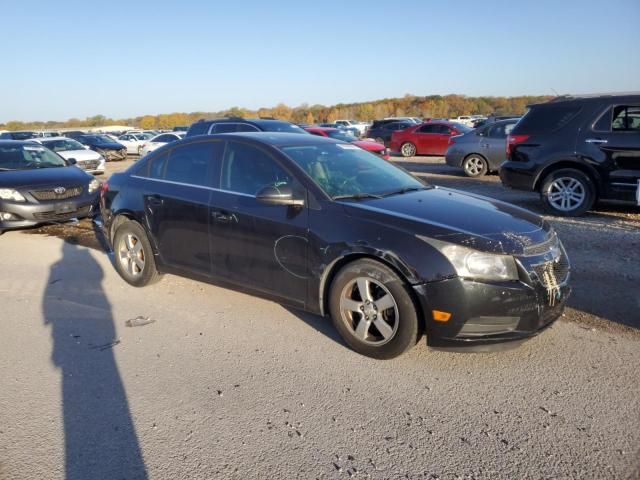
[506,134,530,157]
[100,181,109,197]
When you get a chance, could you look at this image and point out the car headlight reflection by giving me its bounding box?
[88,179,100,193]
[418,236,519,281]
[0,189,26,202]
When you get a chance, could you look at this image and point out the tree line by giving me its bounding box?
[0,94,552,131]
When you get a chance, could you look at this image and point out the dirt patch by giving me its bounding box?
[20,218,109,252]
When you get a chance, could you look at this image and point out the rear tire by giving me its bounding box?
[462,154,488,177]
[400,142,417,158]
[112,220,162,287]
[328,259,420,359]
[540,168,596,217]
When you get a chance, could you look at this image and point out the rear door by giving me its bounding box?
[414,124,439,154]
[432,124,453,155]
[208,140,309,304]
[484,122,515,169]
[142,140,225,274]
[582,104,640,202]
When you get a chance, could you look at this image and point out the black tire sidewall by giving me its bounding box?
[463,155,488,177]
[540,168,596,217]
[112,220,160,287]
[328,259,420,359]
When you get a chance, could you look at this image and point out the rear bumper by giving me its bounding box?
[499,161,538,191]
[413,277,570,349]
[444,147,464,168]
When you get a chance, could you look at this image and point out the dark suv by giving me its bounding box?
[500,94,640,216]
[185,117,307,137]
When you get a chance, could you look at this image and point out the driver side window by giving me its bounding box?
[221,142,292,196]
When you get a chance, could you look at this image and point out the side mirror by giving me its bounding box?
[256,185,304,207]
[67,158,77,165]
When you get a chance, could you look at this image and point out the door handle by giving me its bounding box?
[147,195,163,206]
[211,211,236,223]
[585,138,608,145]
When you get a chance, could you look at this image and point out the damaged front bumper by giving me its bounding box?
[414,277,570,349]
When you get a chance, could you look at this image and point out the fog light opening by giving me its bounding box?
[0,212,18,221]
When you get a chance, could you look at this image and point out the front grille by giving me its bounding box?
[31,186,83,201]
[531,253,570,289]
[33,205,91,221]
[523,233,558,256]
[79,160,100,170]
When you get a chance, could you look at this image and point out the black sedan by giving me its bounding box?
[101,133,570,359]
[365,120,413,146]
[76,135,127,161]
[445,119,519,177]
[0,141,100,232]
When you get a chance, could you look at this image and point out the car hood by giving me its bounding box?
[340,187,551,254]
[56,149,102,161]
[0,165,92,189]
[352,140,385,151]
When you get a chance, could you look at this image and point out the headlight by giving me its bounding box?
[0,189,26,202]
[88,179,100,193]
[418,236,519,281]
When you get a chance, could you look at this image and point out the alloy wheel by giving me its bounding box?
[401,143,416,157]
[546,177,586,212]
[118,233,146,277]
[339,277,399,346]
[464,156,486,176]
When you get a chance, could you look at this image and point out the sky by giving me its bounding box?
[0,0,638,123]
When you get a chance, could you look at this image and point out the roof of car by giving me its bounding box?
[207,132,341,147]
[305,126,338,132]
[197,118,294,127]
[532,92,640,107]
[0,140,34,146]
[31,136,76,142]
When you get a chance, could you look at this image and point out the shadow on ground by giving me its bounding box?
[44,242,147,479]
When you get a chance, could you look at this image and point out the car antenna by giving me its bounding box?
[550,87,559,96]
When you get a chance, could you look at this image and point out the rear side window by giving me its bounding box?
[417,125,438,133]
[236,123,260,132]
[487,123,515,139]
[186,122,210,137]
[612,106,640,131]
[149,152,169,179]
[515,105,581,134]
[163,141,224,187]
[212,123,238,133]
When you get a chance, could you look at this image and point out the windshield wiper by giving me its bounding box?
[333,192,383,201]
[381,186,427,197]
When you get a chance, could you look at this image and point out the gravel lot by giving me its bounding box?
[0,155,638,479]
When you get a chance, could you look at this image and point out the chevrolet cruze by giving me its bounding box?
[100,133,571,359]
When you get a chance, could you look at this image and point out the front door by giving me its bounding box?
[143,140,224,274]
[414,124,439,154]
[582,104,640,202]
[209,140,309,304]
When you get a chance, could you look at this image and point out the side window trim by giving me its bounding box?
[591,105,613,133]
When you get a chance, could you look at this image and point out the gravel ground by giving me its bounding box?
[0,155,638,479]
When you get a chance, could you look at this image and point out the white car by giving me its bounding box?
[334,119,370,136]
[31,137,105,175]
[139,132,185,157]
[117,133,153,155]
[449,116,476,127]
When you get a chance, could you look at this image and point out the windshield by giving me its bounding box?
[41,139,85,152]
[281,143,425,199]
[82,135,114,145]
[261,122,307,134]
[0,144,67,171]
[326,130,357,142]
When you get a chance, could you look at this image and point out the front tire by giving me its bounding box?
[540,168,596,217]
[400,142,417,158]
[112,220,162,287]
[462,154,488,177]
[329,259,420,359]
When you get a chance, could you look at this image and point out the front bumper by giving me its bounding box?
[414,277,570,349]
[0,195,98,231]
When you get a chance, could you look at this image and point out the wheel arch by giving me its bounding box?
[533,159,602,195]
[110,212,160,256]
[318,253,426,331]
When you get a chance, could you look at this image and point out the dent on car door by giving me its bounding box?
[587,105,640,202]
[209,141,309,304]
[142,141,224,274]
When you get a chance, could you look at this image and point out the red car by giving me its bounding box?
[390,122,473,157]
[304,127,390,160]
